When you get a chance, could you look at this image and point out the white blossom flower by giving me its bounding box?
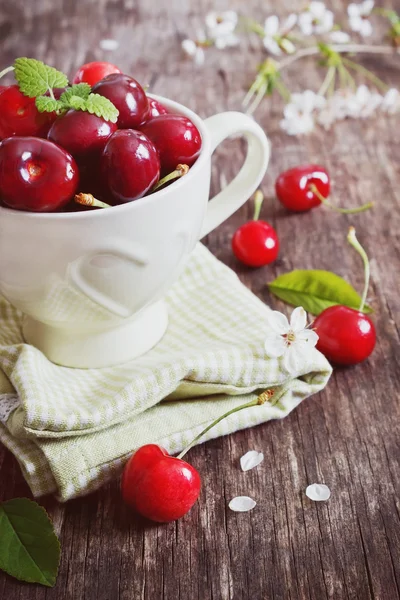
[280,90,325,135]
[99,39,119,51]
[346,84,382,118]
[316,89,354,128]
[264,307,319,374]
[348,0,374,37]
[205,10,240,49]
[298,2,334,36]
[181,38,205,66]
[329,30,351,43]
[381,88,400,114]
[263,14,297,56]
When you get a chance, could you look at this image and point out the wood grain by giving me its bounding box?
[0,1,400,598]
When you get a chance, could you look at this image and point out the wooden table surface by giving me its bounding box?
[1,1,400,599]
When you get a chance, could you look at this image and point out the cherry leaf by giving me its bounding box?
[228,496,257,512]
[0,498,60,587]
[306,483,331,501]
[268,269,372,315]
[240,450,264,472]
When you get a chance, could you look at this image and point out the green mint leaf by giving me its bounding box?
[14,57,68,98]
[35,96,60,113]
[59,83,91,105]
[268,270,372,316]
[69,96,87,110]
[85,93,119,123]
[0,498,60,587]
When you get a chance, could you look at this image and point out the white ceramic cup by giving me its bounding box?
[0,95,270,368]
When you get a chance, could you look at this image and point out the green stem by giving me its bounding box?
[342,57,389,92]
[347,227,370,312]
[318,66,336,97]
[274,78,291,102]
[0,65,14,81]
[253,190,264,220]
[74,193,111,209]
[177,390,274,460]
[246,81,268,115]
[309,184,373,214]
[151,164,189,192]
[327,67,337,97]
[48,87,56,101]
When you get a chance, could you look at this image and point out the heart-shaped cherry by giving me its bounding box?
[232,191,279,267]
[48,109,117,161]
[0,136,79,212]
[72,61,122,86]
[140,114,201,175]
[122,444,201,522]
[101,129,160,202]
[275,164,372,214]
[0,85,56,140]
[313,227,376,365]
[92,73,150,128]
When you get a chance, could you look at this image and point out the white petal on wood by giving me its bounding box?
[240,451,264,472]
[306,483,331,501]
[228,496,257,512]
[99,39,119,51]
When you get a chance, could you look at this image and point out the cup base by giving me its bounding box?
[22,300,169,369]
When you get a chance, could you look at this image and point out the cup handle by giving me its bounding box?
[200,111,270,239]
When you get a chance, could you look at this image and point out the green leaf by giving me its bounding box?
[69,96,87,110]
[268,270,372,315]
[85,93,119,123]
[59,83,91,105]
[35,96,60,113]
[0,498,60,587]
[14,58,68,98]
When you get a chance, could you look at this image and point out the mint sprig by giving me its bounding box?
[14,57,68,98]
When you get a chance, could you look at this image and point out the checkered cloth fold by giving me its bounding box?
[0,244,332,500]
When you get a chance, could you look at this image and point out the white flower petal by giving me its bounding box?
[182,39,197,56]
[240,451,264,472]
[306,483,331,501]
[263,37,281,55]
[283,343,304,374]
[265,310,290,334]
[330,30,351,43]
[296,329,319,347]
[360,19,373,36]
[290,306,307,332]
[229,496,257,512]
[264,15,280,36]
[362,0,374,15]
[194,48,205,66]
[298,14,313,36]
[99,39,119,51]
[348,3,359,17]
[264,333,287,358]
[282,13,297,32]
[309,1,327,18]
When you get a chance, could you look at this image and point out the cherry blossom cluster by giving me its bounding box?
[181,2,400,135]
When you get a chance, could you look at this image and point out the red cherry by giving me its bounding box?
[101,129,160,202]
[0,137,79,212]
[313,305,376,365]
[48,109,117,160]
[0,86,6,95]
[72,61,121,86]
[92,73,149,128]
[232,221,279,267]
[140,114,201,175]
[122,444,201,522]
[0,85,56,140]
[147,98,168,119]
[275,164,330,212]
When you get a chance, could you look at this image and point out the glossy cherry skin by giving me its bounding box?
[232,220,279,267]
[101,129,160,202]
[147,97,168,119]
[0,137,79,212]
[0,85,56,140]
[92,73,149,128]
[275,164,330,212]
[72,61,122,86]
[122,444,201,522]
[48,109,117,160]
[313,305,376,365]
[141,114,202,175]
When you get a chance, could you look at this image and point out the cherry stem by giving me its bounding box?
[151,164,189,192]
[347,226,370,312]
[253,189,264,221]
[74,193,111,209]
[308,184,373,214]
[0,65,14,81]
[177,389,274,460]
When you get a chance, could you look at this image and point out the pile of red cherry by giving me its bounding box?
[0,61,202,212]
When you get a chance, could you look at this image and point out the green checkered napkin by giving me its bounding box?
[0,244,332,501]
